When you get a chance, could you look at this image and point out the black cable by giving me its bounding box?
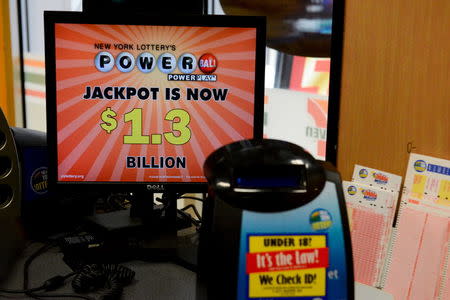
[25,274,90,300]
[1,273,87,300]
[175,194,204,229]
[0,285,46,294]
[8,228,135,300]
[181,204,202,222]
[27,293,95,300]
[18,244,133,300]
[21,262,135,300]
[177,209,201,227]
[23,242,57,292]
[178,196,204,202]
[177,194,204,202]
[22,228,84,292]
[72,264,135,300]
[20,238,91,300]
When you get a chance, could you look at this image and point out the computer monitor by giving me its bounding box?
[44,12,265,201]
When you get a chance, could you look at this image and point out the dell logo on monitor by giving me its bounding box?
[146,184,164,191]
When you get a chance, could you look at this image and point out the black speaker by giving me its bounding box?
[0,108,49,223]
[0,108,21,217]
[0,108,25,283]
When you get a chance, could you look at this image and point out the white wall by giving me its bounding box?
[19,0,81,130]
[22,0,81,55]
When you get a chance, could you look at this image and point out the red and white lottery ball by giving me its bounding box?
[198,53,217,74]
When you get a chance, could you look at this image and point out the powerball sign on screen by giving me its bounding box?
[54,23,257,183]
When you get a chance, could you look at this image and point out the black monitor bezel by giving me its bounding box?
[44,11,266,194]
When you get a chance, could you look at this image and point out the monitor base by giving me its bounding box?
[62,193,177,269]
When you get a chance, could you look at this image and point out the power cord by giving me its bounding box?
[177,195,204,202]
[18,262,134,300]
[2,276,95,300]
[180,204,202,224]
[0,235,136,300]
[0,285,47,294]
[95,193,131,213]
[23,242,58,295]
[176,193,204,229]
[26,292,95,300]
[72,264,135,300]
[17,241,94,300]
[0,268,91,300]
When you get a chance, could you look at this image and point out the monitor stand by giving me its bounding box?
[70,191,177,265]
[61,191,201,273]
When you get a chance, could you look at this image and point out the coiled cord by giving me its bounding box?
[72,264,135,300]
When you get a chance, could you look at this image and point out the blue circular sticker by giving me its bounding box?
[359,168,368,178]
[310,209,333,231]
[414,160,427,172]
[30,167,48,195]
[347,185,357,195]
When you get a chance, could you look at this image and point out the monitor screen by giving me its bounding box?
[44,12,265,193]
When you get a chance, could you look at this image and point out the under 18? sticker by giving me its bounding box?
[246,234,329,299]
